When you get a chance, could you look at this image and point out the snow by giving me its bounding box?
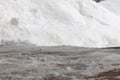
[0,0,120,47]
[100,0,120,15]
[0,45,120,80]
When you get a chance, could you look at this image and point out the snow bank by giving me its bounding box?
[0,0,120,47]
[100,0,120,15]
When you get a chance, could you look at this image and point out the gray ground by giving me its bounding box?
[0,44,120,80]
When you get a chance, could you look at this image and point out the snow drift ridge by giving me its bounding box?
[0,0,120,47]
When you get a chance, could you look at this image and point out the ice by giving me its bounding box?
[0,45,120,80]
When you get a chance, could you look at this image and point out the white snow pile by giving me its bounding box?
[0,0,120,47]
[100,0,120,15]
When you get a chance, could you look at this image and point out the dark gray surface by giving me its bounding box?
[0,45,120,80]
